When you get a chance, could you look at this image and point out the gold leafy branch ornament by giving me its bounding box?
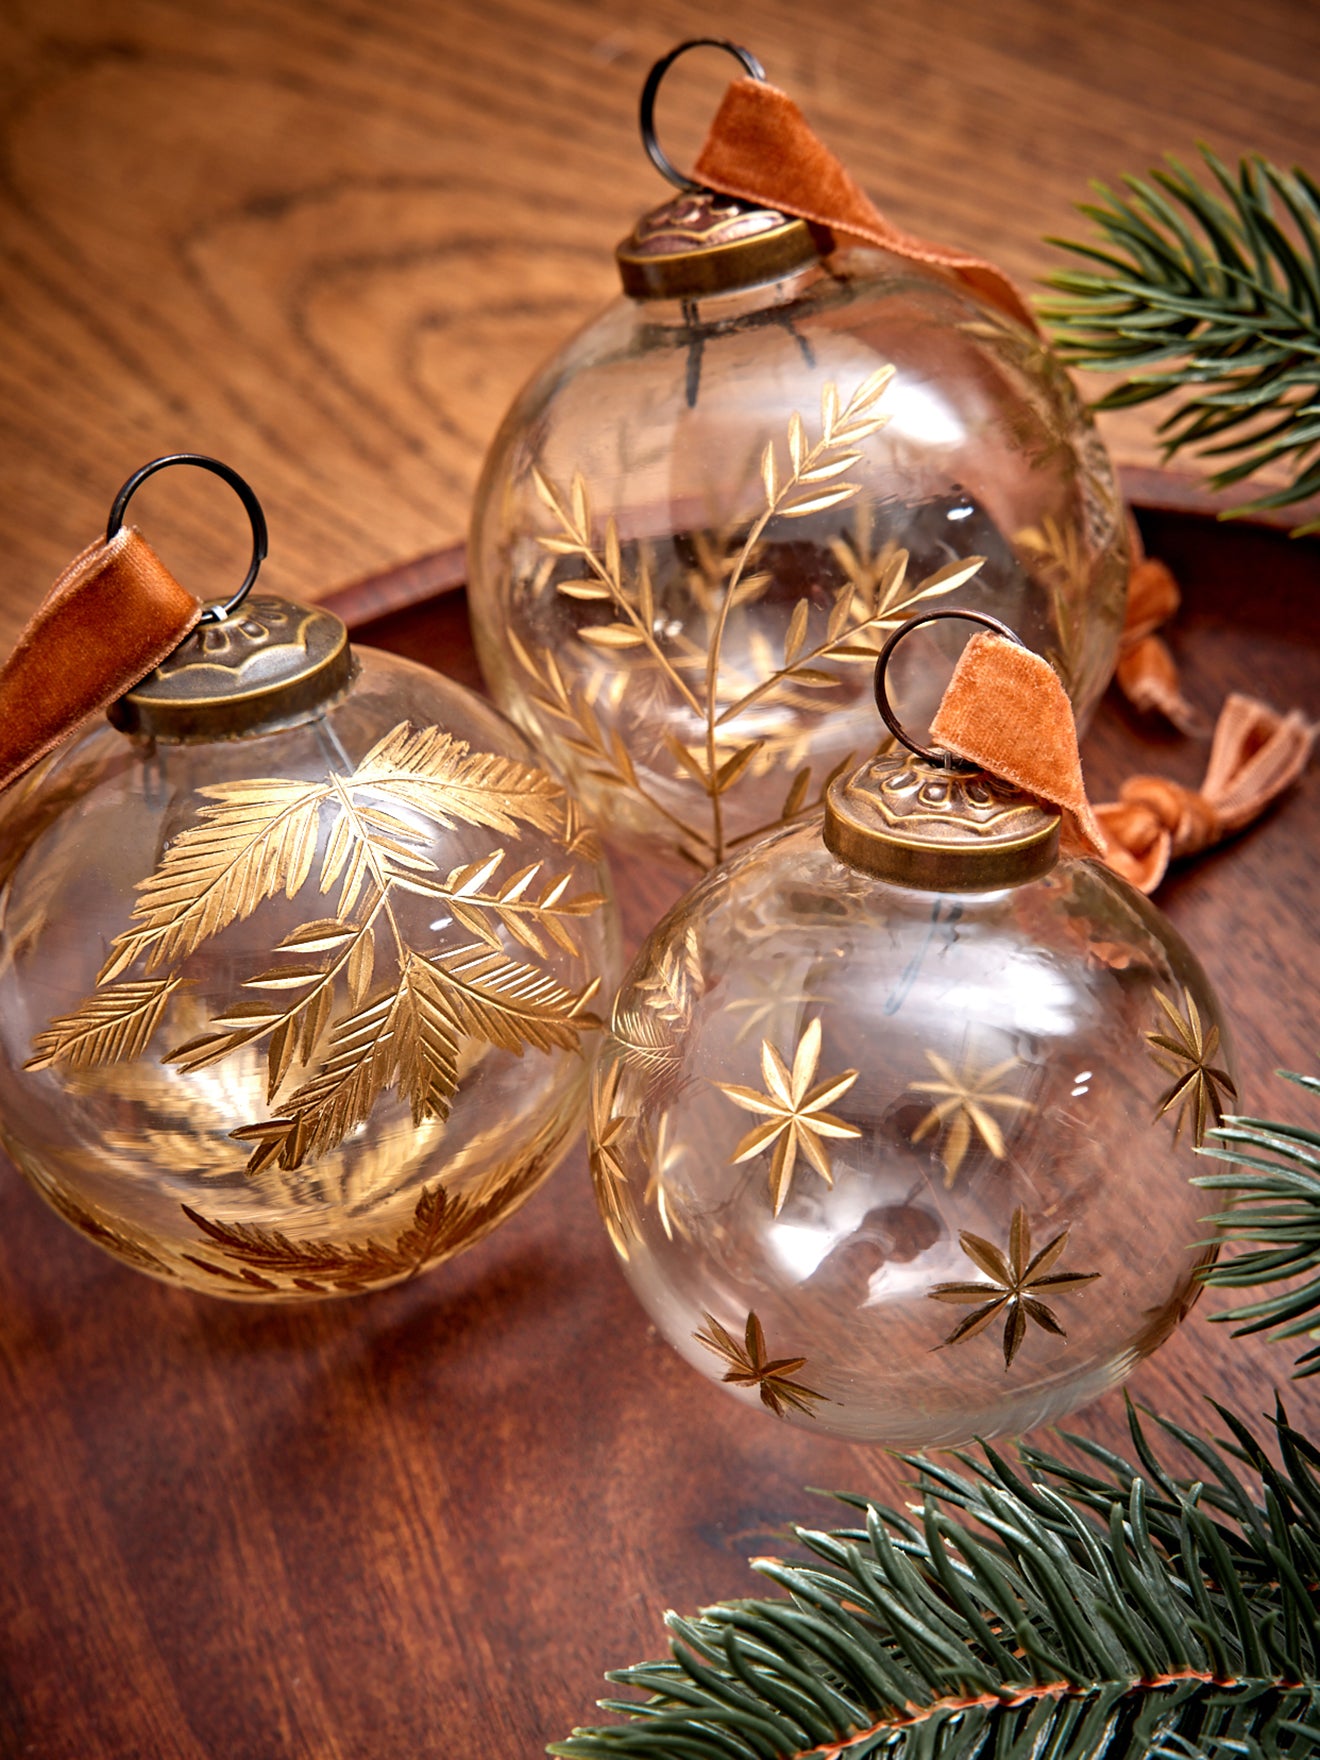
[27,724,605,1174]
[516,367,986,868]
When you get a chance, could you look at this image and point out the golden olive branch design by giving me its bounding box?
[696,369,895,862]
[525,367,987,868]
[28,724,604,1175]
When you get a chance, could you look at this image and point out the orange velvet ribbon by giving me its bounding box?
[1115,518,1203,733]
[931,632,1314,893]
[0,528,201,793]
[694,77,1037,333]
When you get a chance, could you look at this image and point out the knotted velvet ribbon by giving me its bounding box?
[695,78,1200,730]
[0,529,200,793]
[930,633,1314,893]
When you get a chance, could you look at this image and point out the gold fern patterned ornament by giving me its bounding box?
[468,59,1130,873]
[1,570,616,1302]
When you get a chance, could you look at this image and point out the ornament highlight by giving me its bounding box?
[468,40,1128,870]
[0,457,617,1299]
[588,610,1233,1446]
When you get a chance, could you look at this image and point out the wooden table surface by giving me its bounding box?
[3,0,1320,646]
[1,5,1319,1758]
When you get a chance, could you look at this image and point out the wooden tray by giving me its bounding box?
[1,506,1317,1759]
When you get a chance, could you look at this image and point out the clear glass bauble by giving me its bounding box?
[0,647,617,1300]
[590,819,1234,1446]
[469,247,1128,870]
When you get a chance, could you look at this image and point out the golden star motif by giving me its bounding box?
[928,1205,1100,1369]
[1145,986,1237,1147]
[693,1311,827,1420]
[716,1017,860,1215]
[910,1050,1035,1185]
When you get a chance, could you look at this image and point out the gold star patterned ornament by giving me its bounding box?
[928,1206,1100,1368]
[693,1311,827,1420]
[716,1018,861,1215]
[1145,986,1238,1147]
[910,1051,1035,1185]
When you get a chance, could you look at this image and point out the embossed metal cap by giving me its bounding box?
[617,190,820,300]
[110,595,356,741]
[823,749,1060,892]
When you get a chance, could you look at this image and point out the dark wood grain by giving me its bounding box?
[1,508,1316,1760]
[3,0,1320,657]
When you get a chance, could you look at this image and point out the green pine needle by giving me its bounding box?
[552,1401,1320,1759]
[1040,147,1320,533]
[1196,1071,1320,1376]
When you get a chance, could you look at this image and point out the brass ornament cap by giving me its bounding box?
[616,190,820,299]
[110,595,355,741]
[823,750,1060,891]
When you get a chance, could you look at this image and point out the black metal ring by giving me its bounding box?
[106,453,268,624]
[874,608,1024,770]
[639,39,765,192]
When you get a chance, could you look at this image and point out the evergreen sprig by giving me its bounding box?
[1040,148,1320,531]
[553,1402,1320,1759]
[1196,1072,1320,1377]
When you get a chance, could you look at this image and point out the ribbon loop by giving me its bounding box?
[929,631,1106,854]
[693,77,1037,332]
[0,528,201,793]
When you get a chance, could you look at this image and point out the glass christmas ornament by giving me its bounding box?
[0,457,616,1300]
[468,40,1129,872]
[589,612,1233,1446]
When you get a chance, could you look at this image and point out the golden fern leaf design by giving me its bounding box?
[25,977,186,1071]
[430,943,599,1055]
[231,977,425,1173]
[350,724,567,838]
[164,916,379,1100]
[412,850,606,960]
[30,720,605,1183]
[40,1179,171,1275]
[392,954,464,1126]
[609,1002,684,1091]
[99,780,330,980]
[182,1181,461,1294]
[183,1154,552,1294]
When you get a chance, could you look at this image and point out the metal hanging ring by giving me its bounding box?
[105,453,269,624]
[873,608,1025,770]
[639,38,765,192]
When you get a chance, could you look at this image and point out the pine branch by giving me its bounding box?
[1195,1070,1320,1377]
[552,1401,1320,1759]
[1040,147,1320,531]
